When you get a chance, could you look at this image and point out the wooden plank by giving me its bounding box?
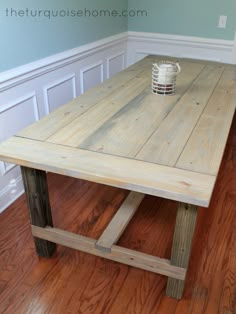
[95,192,145,252]
[46,72,151,147]
[21,167,56,258]
[80,62,205,157]
[17,58,152,142]
[215,67,236,94]
[0,136,215,206]
[136,64,225,166]
[166,203,198,299]
[176,70,236,175]
[31,225,187,280]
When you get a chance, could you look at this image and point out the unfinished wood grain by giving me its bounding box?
[166,203,198,299]
[80,62,205,157]
[176,71,236,175]
[17,58,153,142]
[47,72,151,146]
[136,64,225,166]
[1,58,234,212]
[20,167,56,258]
[95,192,145,252]
[0,136,215,206]
[0,115,235,312]
[216,67,236,94]
[31,225,186,280]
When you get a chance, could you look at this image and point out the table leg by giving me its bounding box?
[21,166,56,258]
[166,202,198,299]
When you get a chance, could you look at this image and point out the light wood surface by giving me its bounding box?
[95,191,145,252]
[176,71,236,175]
[166,203,198,299]
[17,57,153,141]
[31,225,186,280]
[136,64,224,166]
[0,56,235,207]
[0,136,215,206]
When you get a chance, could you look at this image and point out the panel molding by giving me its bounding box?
[0,92,39,117]
[0,162,16,176]
[233,31,236,64]
[127,31,235,66]
[0,32,128,92]
[106,51,125,79]
[43,74,77,114]
[0,174,24,213]
[80,61,104,94]
[0,93,39,176]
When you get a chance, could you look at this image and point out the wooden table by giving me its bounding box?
[0,56,235,299]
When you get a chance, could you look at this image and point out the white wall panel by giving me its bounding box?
[80,61,104,94]
[0,93,39,142]
[0,93,39,176]
[44,75,76,114]
[106,52,125,79]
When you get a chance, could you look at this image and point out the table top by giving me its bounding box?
[0,56,235,207]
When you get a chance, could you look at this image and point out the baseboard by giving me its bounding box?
[0,175,24,213]
[0,32,129,92]
[233,32,236,64]
[127,31,235,65]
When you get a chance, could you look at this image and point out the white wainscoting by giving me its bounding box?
[80,61,104,94]
[127,31,236,66]
[0,32,128,213]
[106,51,126,79]
[0,30,235,213]
[44,74,77,114]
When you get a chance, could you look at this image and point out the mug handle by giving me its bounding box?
[153,63,160,70]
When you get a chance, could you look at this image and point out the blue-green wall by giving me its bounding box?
[1,0,236,72]
[0,0,128,72]
[128,0,236,40]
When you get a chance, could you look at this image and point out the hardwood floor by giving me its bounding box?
[0,115,235,314]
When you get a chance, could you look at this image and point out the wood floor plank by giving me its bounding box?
[125,272,165,314]
[155,296,178,314]
[66,258,128,314]
[218,233,236,314]
[189,271,225,314]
